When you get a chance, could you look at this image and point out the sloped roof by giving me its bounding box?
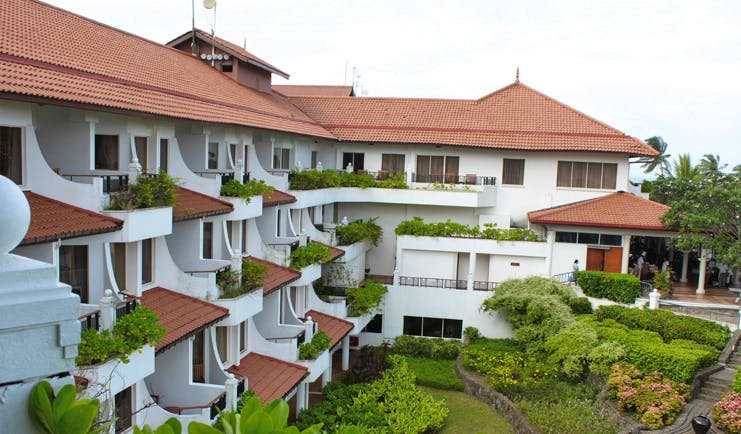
[528,191,674,232]
[262,189,296,207]
[288,81,657,157]
[21,191,122,245]
[246,256,301,295]
[167,29,289,79]
[140,287,229,353]
[273,85,354,97]
[313,241,345,261]
[173,187,233,222]
[227,352,307,403]
[305,310,353,349]
[0,0,332,139]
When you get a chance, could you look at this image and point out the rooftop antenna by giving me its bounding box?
[515,67,520,83]
[344,61,348,86]
[203,0,217,67]
[190,0,196,56]
[244,37,247,51]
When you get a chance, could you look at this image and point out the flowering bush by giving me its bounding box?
[713,392,741,433]
[462,348,557,391]
[606,364,689,429]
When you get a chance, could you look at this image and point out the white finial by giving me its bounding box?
[0,175,30,255]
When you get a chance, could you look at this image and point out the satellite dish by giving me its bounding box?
[203,0,216,9]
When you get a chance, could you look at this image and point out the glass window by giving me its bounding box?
[141,238,153,285]
[114,387,132,433]
[586,162,603,189]
[577,232,599,244]
[202,222,213,259]
[159,138,168,172]
[443,319,463,339]
[555,232,577,243]
[229,144,237,167]
[502,158,525,185]
[556,161,572,187]
[572,162,587,188]
[273,147,291,170]
[111,242,127,292]
[557,161,618,190]
[208,142,219,169]
[216,326,228,363]
[134,136,148,171]
[416,155,459,183]
[310,150,318,169]
[95,134,118,170]
[59,245,88,303]
[381,154,405,175]
[0,126,22,184]
[602,164,618,189]
[342,152,365,172]
[422,317,443,337]
[240,320,248,353]
[600,234,623,246]
[403,316,423,336]
[192,330,205,383]
[362,314,383,333]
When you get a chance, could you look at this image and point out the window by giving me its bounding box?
[241,220,248,255]
[555,232,577,243]
[403,316,463,339]
[59,245,88,303]
[342,152,364,172]
[0,126,22,184]
[310,151,318,169]
[502,158,525,185]
[208,142,219,169]
[192,330,205,383]
[94,134,119,170]
[557,161,618,190]
[362,314,383,334]
[221,63,233,73]
[577,232,599,244]
[216,326,228,363]
[556,231,623,246]
[381,154,405,175]
[276,209,282,237]
[114,387,133,433]
[202,222,213,259]
[416,155,459,183]
[141,238,153,285]
[111,242,127,292]
[239,320,248,353]
[134,136,148,171]
[159,138,168,172]
[273,147,290,170]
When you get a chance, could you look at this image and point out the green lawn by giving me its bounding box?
[419,386,515,434]
[403,356,464,391]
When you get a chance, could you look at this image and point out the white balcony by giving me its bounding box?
[212,288,264,326]
[222,195,263,221]
[288,185,497,209]
[291,263,322,286]
[296,348,330,383]
[103,206,173,242]
[75,345,155,398]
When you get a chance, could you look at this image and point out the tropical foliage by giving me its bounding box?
[216,259,268,299]
[335,217,382,246]
[29,381,105,434]
[108,171,178,210]
[298,331,332,360]
[575,270,641,303]
[345,280,387,316]
[219,179,274,202]
[289,242,333,269]
[395,216,541,241]
[289,169,408,190]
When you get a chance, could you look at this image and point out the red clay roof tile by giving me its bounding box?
[314,242,345,261]
[21,191,122,245]
[273,85,354,97]
[262,189,296,207]
[246,256,301,295]
[305,310,353,348]
[528,191,674,232]
[227,352,307,403]
[140,287,229,353]
[288,82,657,157]
[173,187,233,222]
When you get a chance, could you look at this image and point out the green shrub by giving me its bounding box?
[219,178,274,202]
[289,169,408,191]
[344,346,390,385]
[297,382,385,432]
[395,216,541,241]
[575,270,641,303]
[217,259,268,298]
[595,305,730,350]
[516,388,619,434]
[567,296,594,314]
[544,321,599,379]
[346,280,387,316]
[335,217,382,246]
[391,335,462,360]
[108,171,178,210]
[403,356,464,391]
[712,391,741,433]
[289,242,332,269]
[462,347,558,391]
[374,172,408,189]
[463,326,480,343]
[466,337,522,354]
[587,341,627,377]
[733,366,741,393]
[299,331,331,360]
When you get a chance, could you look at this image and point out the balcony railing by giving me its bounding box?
[365,274,394,285]
[116,297,138,320]
[62,172,129,194]
[265,329,306,349]
[192,171,248,185]
[79,309,101,332]
[412,173,496,185]
[165,391,227,418]
[399,276,467,290]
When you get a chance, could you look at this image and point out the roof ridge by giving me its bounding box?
[24,190,123,226]
[320,123,633,138]
[249,351,308,370]
[148,286,229,313]
[177,186,233,207]
[306,309,354,327]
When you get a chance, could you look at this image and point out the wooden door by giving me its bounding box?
[586,248,605,271]
[603,247,623,273]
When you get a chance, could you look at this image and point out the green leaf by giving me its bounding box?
[161,417,182,434]
[187,421,223,434]
[244,411,274,433]
[29,381,56,434]
[266,399,289,428]
[52,384,76,424]
[56,398,99,434]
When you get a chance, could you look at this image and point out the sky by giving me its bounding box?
[44,0,741,178]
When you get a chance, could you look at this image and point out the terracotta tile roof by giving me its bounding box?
[314,242,345,261]
[227,352,307,403]
[140,287,229,353]
[528,191,674,232]
[0,0,332,139]
[173,187,232,222]
[167,29,289,79]
[305,310,353,349]
[21,191,122,245]
[272,85,354,97]
[246,256,301,295]
[287,82,657,157]
[262,189,296,207]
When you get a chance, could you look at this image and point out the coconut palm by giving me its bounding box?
[697,153,727,174]
[638,136,671,176]
[668,153,698,180]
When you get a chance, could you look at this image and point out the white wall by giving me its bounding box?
[552,242,589,276]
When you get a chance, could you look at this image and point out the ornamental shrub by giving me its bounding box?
[289,242,332,269]
[713,391,741,433]
[346,280,387,316]
[394,216,541,241]
[575,270,641,303]
[217,259,268,298]
[390,335,462,360]
[219,178,274,202]
[108,171,178,210]
[588,341,627,377]
[298,331,331,360]
[335,217,382,246]
[462,347,558,391]
[544,321,599,379]
[344,345,390,385]
[733,366,741,393]
[607,363,689,429]
[289,169,408,190]
[595,305,730,350]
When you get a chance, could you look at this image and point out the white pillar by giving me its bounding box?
[621,235,631,274]
[405,166,413,185]
[321,360,332,387]
[234,159,244,185]
[467,253,476,291]
[697,248,708,295]
[99,289,116,331]
[680,251,689,283]
[648,288,660,310]
[393,267,399,286]
[225,373,239,411]
[304,316,314,342]
[544,230,555,276]
[341,335,350,371]
[296,382,307,412]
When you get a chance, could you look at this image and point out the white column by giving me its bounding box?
[321,360,332,387]
[697,248,708,295]
[99,289,116,331]
[467,253,476,291]
[341,335,350,370]
[304,316,315,342]
[225,373,239,411]
[680,251,689,283]
[296,382,307,412]
[621,235,631,274]
[544,230,555,276]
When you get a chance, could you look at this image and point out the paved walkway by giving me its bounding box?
[638,347,741,433]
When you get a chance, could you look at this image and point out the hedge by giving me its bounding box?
[390,335,462,360]
[595,305,731,350]
[576,270,641,303]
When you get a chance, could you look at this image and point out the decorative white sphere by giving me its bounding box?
[0,175,30,254]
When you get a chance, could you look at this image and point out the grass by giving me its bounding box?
[420,386,514,434]
[403,355,464,391]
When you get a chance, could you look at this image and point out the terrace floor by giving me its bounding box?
[661,282,738,306]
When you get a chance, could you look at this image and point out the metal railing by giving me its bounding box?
[192,170,248,185]
[412,173,497,186]
[399,276,467,290]
[79,310,101,332]
[551,272,574,284]
[116,298,137,320]
[365,274,394,285]
[473,281,498,291]
[62,173,129,194]
[640,281,654,297]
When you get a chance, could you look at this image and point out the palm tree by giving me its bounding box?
[668,153,698,180]
[638,136,671,176]
[697,153,727,174]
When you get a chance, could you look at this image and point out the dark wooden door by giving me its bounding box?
[604,247,623,273]
[586,248,605,271]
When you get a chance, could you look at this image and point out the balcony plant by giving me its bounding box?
[394,216,541,241]
[346,280,388,316]
[335,217,382,247]
[108,171,178,210]
[289,242,332,269]
[289,169,408,190]
[220,178,274,203]
[299,331,332,360]
[217,259,268,299]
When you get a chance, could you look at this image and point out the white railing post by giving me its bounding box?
[648,288,660,310]
[225,373,239,411]
[304,316,314,342]
[393,267,399,286]
[99,289,116,330]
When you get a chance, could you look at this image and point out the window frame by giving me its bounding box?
[556,161,618,190]
[94,134,119,171]
[0,125,23,185]
[501,158,525,186]
[202,221,214,259]
[415,155,460,183]
[273,146,291,170]
[207,142,219,170]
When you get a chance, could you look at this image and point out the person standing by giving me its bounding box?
[569,259,579,285]
[636,252,647,280]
